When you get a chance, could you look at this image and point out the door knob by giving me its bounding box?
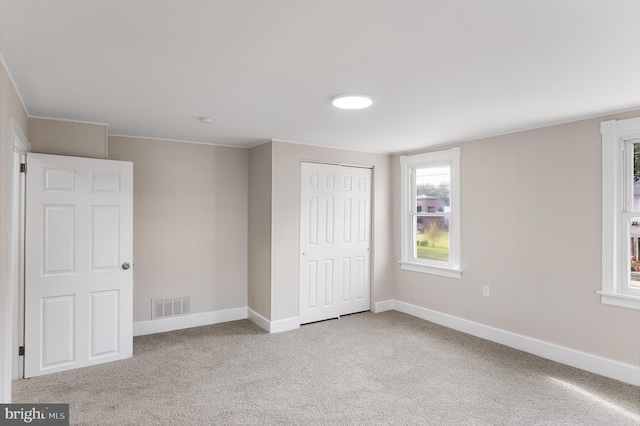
[122,262,131,270]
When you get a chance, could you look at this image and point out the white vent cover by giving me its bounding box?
[152,296,190,320]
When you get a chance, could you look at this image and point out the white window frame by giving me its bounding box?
[600,117,640,310]
[399,147,461,279]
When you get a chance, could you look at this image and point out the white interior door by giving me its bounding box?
[300,162,371,324]
[24,153,133,378]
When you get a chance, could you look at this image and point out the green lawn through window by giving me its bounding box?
[416,232,449,262]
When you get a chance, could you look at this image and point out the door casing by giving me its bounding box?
[1,119,29,403]
[299,161,372,324]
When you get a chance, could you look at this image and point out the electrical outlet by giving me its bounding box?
[483,286,490,297]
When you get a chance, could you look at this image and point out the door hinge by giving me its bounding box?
[20,163,26,173]
[18,346,25,356]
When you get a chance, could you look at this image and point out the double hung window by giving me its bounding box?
[400,147,461,278]
[601,117,640,310]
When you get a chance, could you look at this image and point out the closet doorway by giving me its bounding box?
[299,162,372,324]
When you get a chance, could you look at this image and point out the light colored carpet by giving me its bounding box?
[12,311,640,425]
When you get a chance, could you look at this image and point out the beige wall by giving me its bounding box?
[392,110,640,366]
[108,136,249,323]
[270,141,393,321]
[248,142,272,319]
[28,117,107,158]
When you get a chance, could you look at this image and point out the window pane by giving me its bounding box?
[416,166,450,213]
[416,216,449,262]
[630,217,640,289]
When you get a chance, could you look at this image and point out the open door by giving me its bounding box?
[24,153,133,377]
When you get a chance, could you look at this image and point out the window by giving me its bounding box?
[400,147,461,278]
[601,117,640,310]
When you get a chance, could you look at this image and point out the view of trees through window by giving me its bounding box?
[415,166,450,262]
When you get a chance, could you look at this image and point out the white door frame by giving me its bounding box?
[299,161,373,324]
[1,118,29,403]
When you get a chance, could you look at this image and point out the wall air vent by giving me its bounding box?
[152,296,191,320]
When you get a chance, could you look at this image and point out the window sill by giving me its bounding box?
[596,291,640,311]
[398,261,462,279]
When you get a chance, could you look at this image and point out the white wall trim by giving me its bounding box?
[2,119,30,402]
[270,316,300,333]
[246,139,274,150]
[108,134,248,150]
[387,300,640,386]
[247,308,300,334]
[373,299,394,313]
[398,262,463,279]
[597,291,640,311]
[133,307,247,336]
[247,308,271,333]
[29,115,109,127]
[269,138,390,155]
[0,54,29,116]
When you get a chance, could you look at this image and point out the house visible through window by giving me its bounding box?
[400,147,461,278]
[416,168,450,261]
[601,117,640,310]
[630,142,640,290]
[624,141,640,293]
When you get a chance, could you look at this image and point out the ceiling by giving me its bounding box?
[1,1,639,154]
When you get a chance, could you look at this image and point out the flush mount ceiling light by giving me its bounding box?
[331,94,373,110]
[199,117,214,124]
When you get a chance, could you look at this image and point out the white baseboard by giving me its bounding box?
[270,316,300,333]
[247,308,300,334]
[133,307,247,336]
[389,299,640,387]
[134,301,639,386]
[374,299,394,313]
[247,308,270,332]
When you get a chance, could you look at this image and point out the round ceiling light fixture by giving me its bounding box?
[199,116,214,124]
[331,94,373,110]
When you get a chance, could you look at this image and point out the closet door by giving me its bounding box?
[300,162,371,324]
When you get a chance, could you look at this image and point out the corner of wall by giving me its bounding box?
[247,142,273,320]
[247,308,299,334]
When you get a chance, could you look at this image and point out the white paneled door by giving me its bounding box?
[300,162,371,324]
[24,153,133,378]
